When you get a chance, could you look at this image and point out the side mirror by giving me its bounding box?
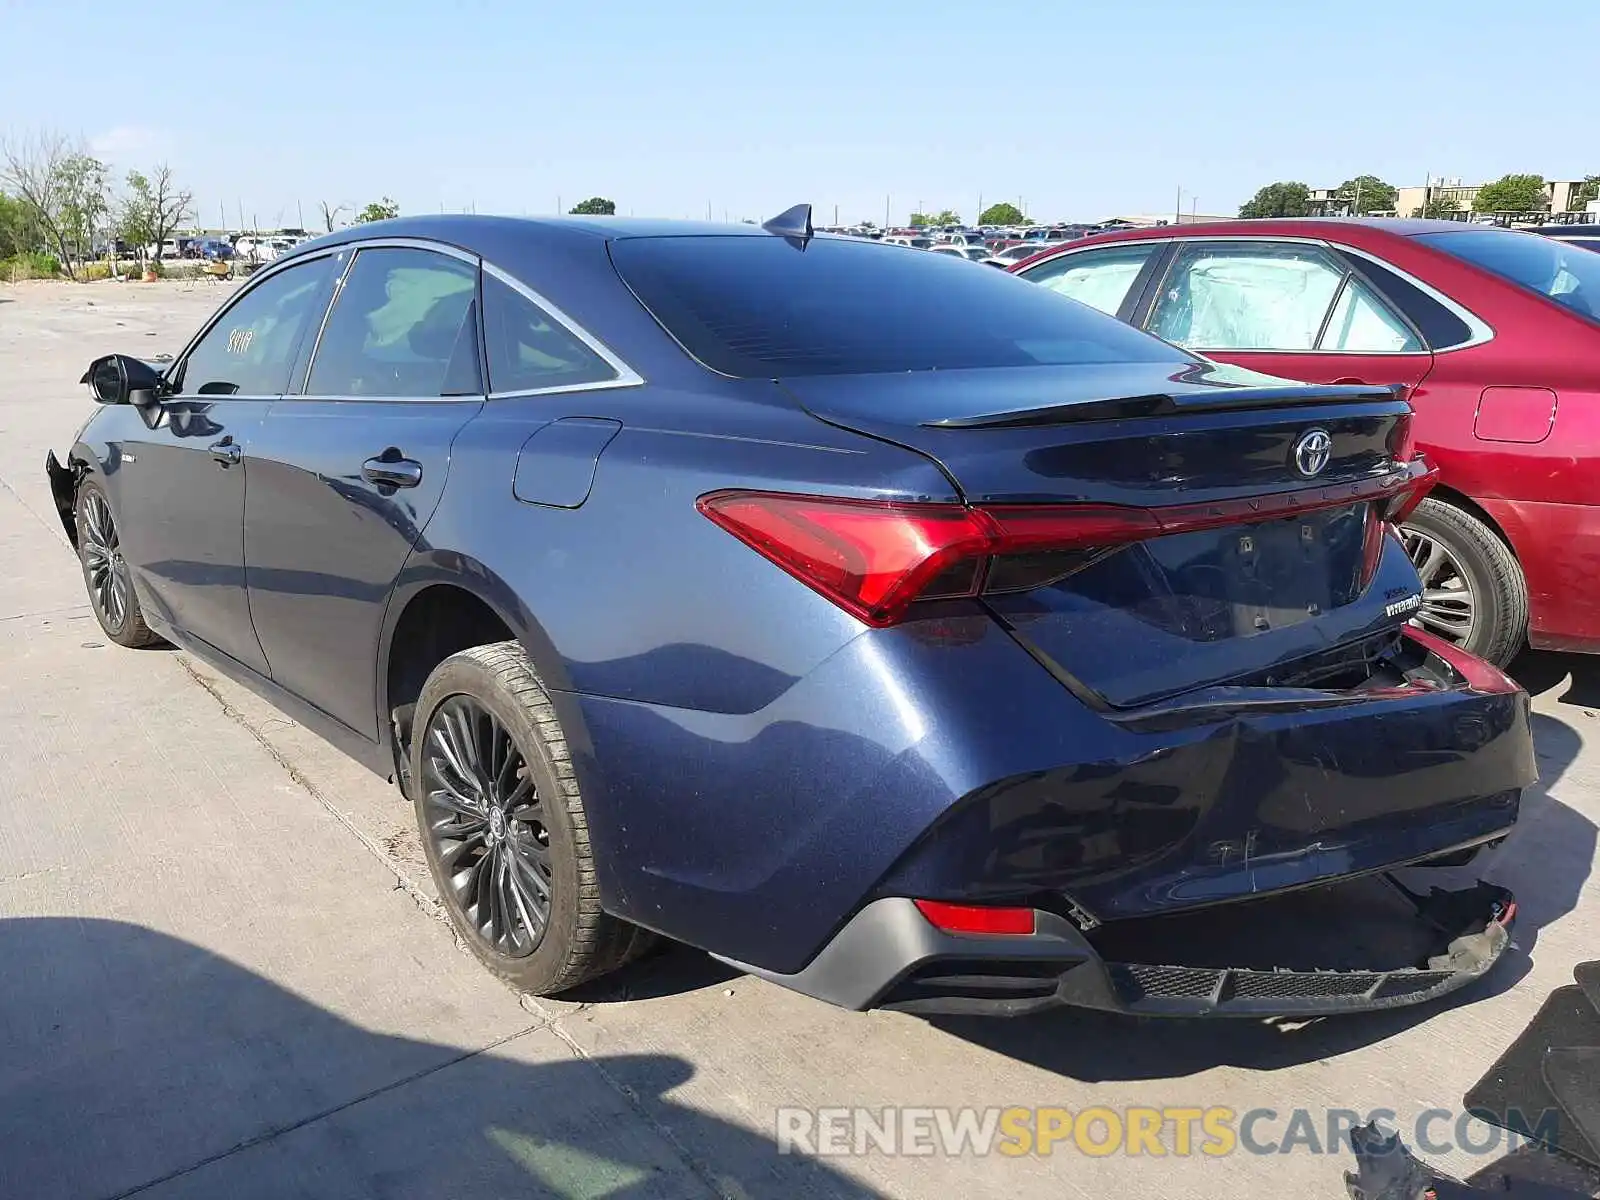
[81,354,167,406]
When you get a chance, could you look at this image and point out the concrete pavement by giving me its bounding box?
[2,279,1598,1199]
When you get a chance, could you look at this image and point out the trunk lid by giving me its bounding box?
[782,363,1424,708]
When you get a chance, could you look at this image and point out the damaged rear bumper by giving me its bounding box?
[723,876,1516,1018]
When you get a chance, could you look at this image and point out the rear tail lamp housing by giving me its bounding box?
[698,460,1437,628]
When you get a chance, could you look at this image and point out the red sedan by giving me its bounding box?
[1012,219,1600,665]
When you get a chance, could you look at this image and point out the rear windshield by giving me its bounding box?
[1421,229,1600,322]
[608,234,1187,377]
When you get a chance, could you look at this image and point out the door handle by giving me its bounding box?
[1332,377,1369,385]
[362,454,423,489]
[208,438,241,466]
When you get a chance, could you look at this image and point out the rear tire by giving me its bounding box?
[74,481,162,648]
[410,640,651,995]
[1399,498,1527,668]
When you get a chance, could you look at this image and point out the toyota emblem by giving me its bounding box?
[1293,428,1333,478]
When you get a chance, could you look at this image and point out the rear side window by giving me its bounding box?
[1318,277,1422,352]
[608,235,1187,377]
[1149,242,1347,350]
[306,247,480,397]
[1332,251,1474,349]
[483,273,617,394]
[176,255,341,396]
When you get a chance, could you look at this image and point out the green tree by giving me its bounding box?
[979,201,1025,225]
[1412,194,1463,219]
[1334,175,1397,215]
[0,190,36,259]
[927,209,960,226]
[0,131,103,278]
[1238,182,1311,218]
[1569,175,1599,211]
[355,197,400,223]
[56,153,109,265]
[569,196,616,215]
[907,212,931,227]
[1473,174,1547,213]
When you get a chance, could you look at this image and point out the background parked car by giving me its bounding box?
[1012,218,1600,666]
[986,242,1048,266]
[1524,223,1600,252]
[929,244,990,261]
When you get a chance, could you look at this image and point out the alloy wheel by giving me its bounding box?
[420,695,553,957]
[80,491,131,632]
[1400,524,1475,644]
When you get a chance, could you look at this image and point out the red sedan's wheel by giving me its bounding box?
[1399,498,1528,668]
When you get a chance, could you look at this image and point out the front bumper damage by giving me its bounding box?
[724,874,1515,1018]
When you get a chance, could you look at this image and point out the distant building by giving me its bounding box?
[1389,177,1588,220]
[1302,177,1589,222]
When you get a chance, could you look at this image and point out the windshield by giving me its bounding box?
[1421,229,1600,321]
[608,234,1189,378]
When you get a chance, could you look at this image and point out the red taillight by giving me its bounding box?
[699,461,1437,627]
[913,900,1036,936]
[694,493,996,626]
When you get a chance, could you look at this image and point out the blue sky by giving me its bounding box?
[3,0,1594,228]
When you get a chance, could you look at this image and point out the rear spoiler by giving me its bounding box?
[926,382,1407,429]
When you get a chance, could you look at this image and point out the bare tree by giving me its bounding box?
[1,130,77,277]
[124,164,193,262]
[318,200,348,232]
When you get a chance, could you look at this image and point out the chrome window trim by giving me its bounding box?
[481,261,644,398]
[1023,234,1496,355]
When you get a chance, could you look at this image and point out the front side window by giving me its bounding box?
[1020,244,1160,315]
[1421,228,1600,322]
[175,255,341,396]
[1148,242,1349,350]
[306,247,480,397]
[482,273,617,393]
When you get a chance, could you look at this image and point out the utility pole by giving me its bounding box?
[1352,177,1363,216]
[884,194,890,228]
[1175,185,1182,225]
[297,199,304,229]
[707,200,712,221]
[557,194,562,214]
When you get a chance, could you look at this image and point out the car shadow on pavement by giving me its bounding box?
[926,705,1594,1083]
[1513,649,1600,710]
[0,918,876,1200]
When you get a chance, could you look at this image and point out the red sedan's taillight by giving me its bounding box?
[697,460,1438,628]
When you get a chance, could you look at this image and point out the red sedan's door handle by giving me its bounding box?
[1332,377,1369,385]
[208,437,241,466]
[362,453,423,489]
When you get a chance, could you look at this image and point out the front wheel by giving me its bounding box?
[1398,498,1527,668]
[75,481,162,648]
[410,641,651,995]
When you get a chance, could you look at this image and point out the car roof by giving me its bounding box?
[285,213,775,261]
[1078,217,1483,241]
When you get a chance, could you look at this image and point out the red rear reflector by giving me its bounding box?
[913,900,1036,936]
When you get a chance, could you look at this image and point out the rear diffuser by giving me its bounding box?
[1075,875,1516,1018]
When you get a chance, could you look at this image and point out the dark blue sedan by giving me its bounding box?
[46,209,1533,1016]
